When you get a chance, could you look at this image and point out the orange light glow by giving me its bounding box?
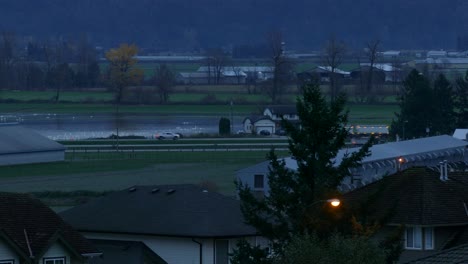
[328,199,341,207]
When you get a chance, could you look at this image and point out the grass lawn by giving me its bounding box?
[0,151,285,195]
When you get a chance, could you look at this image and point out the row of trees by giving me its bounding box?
[0,35,177,104]
[390,70,467,139]
[0,33,101,94]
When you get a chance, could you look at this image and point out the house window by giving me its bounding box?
[405,227,434,250]
[215,240,229,264]
[0,260,14,264]
[254,174,264,189]
[43,257,65,264]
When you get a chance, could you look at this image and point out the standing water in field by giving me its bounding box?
[0,113,245,140]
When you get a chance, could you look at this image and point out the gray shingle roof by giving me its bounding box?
[344,167,468,226]
[335,135,467,165]
[89,240,167,264]
[0,192,100,258]
[0,125,65,155]
[60,185,257,238]
[405,243,468,264]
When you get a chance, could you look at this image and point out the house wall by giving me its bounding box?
[253,120,275,134]
[373,226,463,263]
[243,119,253,134]
[82,232,263,264]
[0,151,65,166]
[0,240,20,263]
[41,241,72,264]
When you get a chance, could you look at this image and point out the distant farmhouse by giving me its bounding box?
[406,58,468,76]
[177,66,273,85]
[242,106,298,135]
[61,185,268,264]
[237,135,468,196]
[351,63,403,83]
[313,66,351,83]
[0,125,65,166]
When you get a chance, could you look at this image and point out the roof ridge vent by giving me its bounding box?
[129,187,136,192]
[167,189,176,195]
[151,188,160,193]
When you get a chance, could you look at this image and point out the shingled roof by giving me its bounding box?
[405,243,468,264]
[0,192,100,260]
[343,167,468,226]
[61,184,257,238]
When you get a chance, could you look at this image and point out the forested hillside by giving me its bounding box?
[0,0,467,50]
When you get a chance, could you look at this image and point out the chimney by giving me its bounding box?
[439,161,445,181]
[444,160,448,181]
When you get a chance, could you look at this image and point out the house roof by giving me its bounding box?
[264,105,297,115]
[89,240,167,264]
[237,135,468,174]
[178,72,210,78]
[453,129,468,141]
[197,66,273,73]
[0,192,99,259]
[358,63,400,72]
[343,167,468,226]
[334,135,468,165]
[0,125,65,155]
[315,66,350,75]
[238,135,468,173]
[60,185,257,238]
[404,243,468,264]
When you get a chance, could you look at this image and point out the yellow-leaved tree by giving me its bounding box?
[105,43,143,103]
[105,44,143,146]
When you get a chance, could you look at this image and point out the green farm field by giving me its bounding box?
[0,89,399,124]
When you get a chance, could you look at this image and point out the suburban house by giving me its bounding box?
[0,192,101,264]
[241,106,299,135]
[60,185,268,264]
[343,166,468,263]
[242,116,276,135]
[263,106,298,122]
[237,135,468,196]
[0,125,66,166]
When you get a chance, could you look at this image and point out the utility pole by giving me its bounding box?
[230,100,233,134]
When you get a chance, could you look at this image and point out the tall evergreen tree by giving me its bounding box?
[432,74,456,135]
[390,70,436,139]
[454,71,468,128]
[236,81,372,257]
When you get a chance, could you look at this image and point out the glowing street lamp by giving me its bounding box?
[308,198,341,208]
[327,199,341,207]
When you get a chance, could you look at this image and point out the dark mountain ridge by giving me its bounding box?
[0,0,466,51]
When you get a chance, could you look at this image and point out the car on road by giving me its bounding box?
[155,132,180,140]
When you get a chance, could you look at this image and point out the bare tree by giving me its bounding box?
[322,36,346,101]
[365,39,381,102]
[264,30,293,103]
[205,48,229,84]
[0,32,16,90]
[154,64,176,104]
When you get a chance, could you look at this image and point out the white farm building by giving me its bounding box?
[0,125,65,166]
